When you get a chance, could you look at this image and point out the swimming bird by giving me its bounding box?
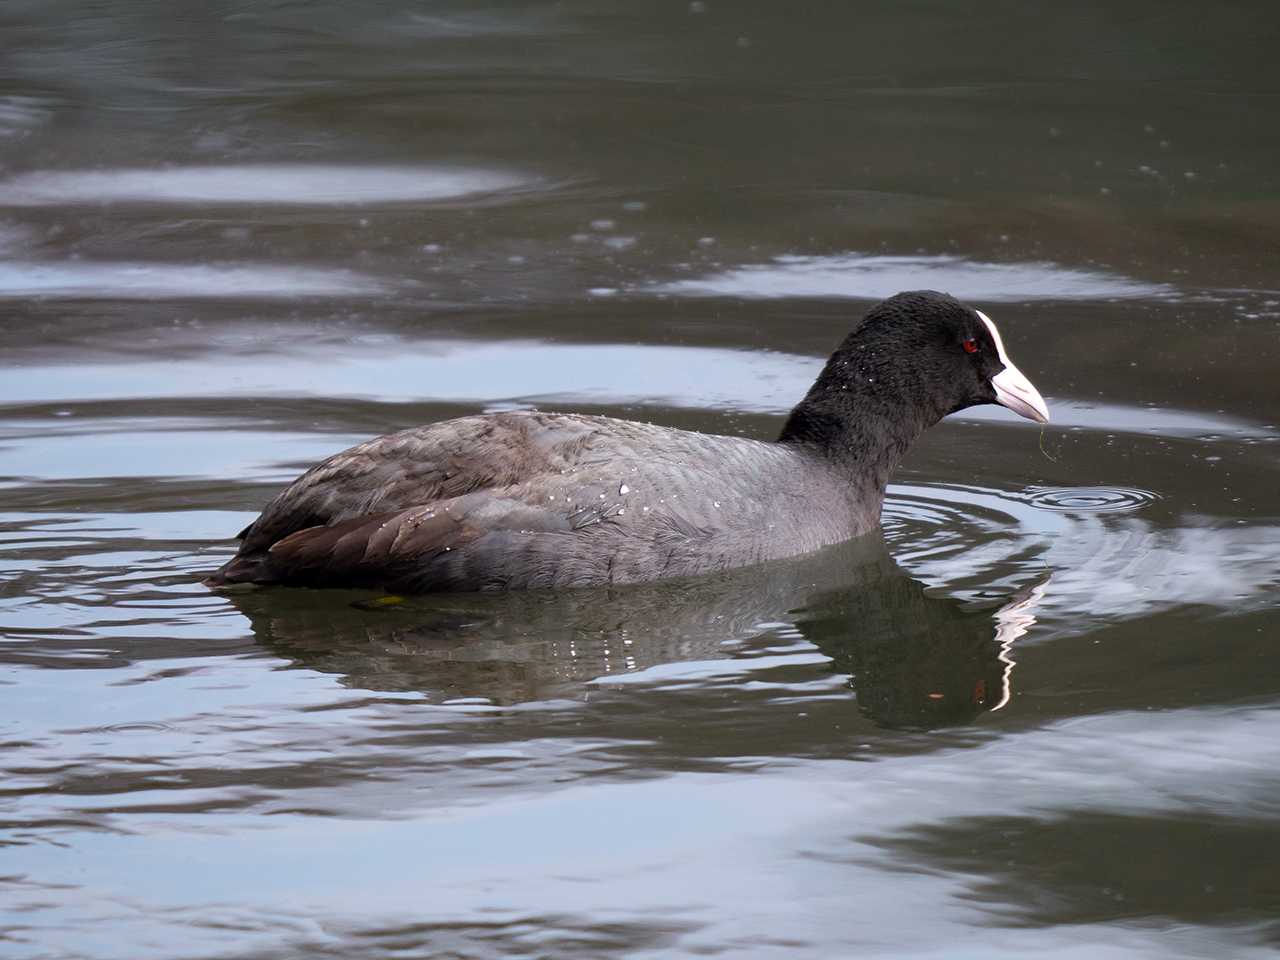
[205,290,1048,592]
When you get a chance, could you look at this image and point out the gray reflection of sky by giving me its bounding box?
[2,339,1267,439]
[0,342,816,412]
[1034,520,1280,623]
[0,94,52,136]
[0,262,393,299]
[8,695,1278,960]
[0,164,533,206]
[648,253,1176,302]
[1,509,257,543]
[956,401,1263,436]
[0,426,362,481]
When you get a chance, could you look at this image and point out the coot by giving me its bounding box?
[206,291,1048,592]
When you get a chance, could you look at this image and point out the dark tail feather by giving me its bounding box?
[203,551,278,588]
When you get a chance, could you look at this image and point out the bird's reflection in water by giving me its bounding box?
[796,572,1047,729]
[225,538,1049,729]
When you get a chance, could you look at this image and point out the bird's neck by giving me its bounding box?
[777,366,943,508]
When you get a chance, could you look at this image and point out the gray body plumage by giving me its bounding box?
[217,412,869,591]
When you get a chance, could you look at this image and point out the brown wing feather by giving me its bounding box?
[258,504,484,586]
[237,413,599,554]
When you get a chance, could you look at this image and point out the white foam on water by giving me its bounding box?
[0,261,391,299]
[649,253,1174,301]
[0,164,535,206]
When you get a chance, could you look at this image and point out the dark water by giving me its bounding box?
[3,3,1280,957]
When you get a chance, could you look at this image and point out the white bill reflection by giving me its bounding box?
[989,575,1051,711]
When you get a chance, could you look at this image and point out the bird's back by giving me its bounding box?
[207,410,865,592]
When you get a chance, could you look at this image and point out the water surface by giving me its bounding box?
[2,3,1279,958]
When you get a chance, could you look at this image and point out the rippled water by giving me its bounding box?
[3,3,1279,958]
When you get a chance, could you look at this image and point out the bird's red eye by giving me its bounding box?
[962,338,979,354]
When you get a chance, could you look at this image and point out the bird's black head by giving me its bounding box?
[779,290,1049,459]
[851,290,1050,423]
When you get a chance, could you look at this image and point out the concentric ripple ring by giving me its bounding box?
[1028,485,1161,513]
